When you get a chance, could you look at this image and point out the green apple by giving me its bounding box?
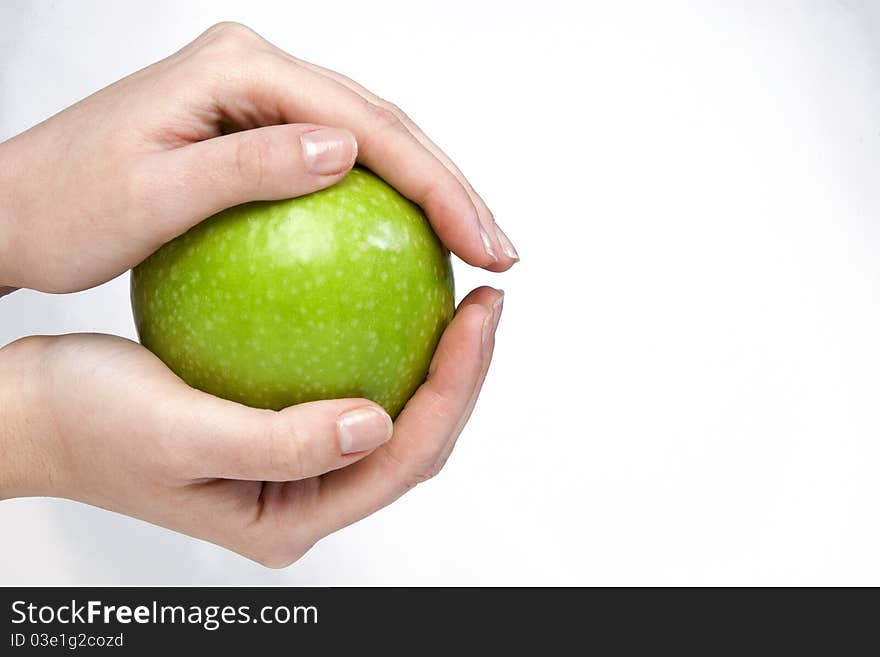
[131,166,454,418]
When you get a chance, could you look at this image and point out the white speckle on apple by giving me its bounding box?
[132,166,454,417]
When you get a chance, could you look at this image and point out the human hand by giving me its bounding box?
[0,22,517,294]
[0,287,502,566]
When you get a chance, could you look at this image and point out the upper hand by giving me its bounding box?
[0,22,518,294]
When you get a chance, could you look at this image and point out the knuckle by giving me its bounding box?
[383,442,447,490]
[363,98,405,134]
[417,177,444,210]
[411,458,445,485]
[376,98,410,124]
[356,98,414,165]
[243,525,316,569]
[203,21,261,48]
[250,548,303,570]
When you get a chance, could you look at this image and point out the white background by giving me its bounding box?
[1,0,879,585]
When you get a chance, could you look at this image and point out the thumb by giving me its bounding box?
[171,389,393,481]
[143,123,357,239]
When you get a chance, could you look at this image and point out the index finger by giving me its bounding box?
[204,31,500,269]
[287,56,519,272]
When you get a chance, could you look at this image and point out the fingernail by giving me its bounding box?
[301,128,357,175]
[480,225,498,261]
[482,292,505,353]
[337,407,393,454]
[494,224,519,261]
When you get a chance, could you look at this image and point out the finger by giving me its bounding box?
[427,291,504,473]
[290,57,520,270]
[296,286,504,538]
[169,391,393,481]
[201,41,499,269]
[139,123,357,241]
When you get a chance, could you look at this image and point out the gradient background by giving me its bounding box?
[2,0,880,585]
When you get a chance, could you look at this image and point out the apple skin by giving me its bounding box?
[131,166,455,418]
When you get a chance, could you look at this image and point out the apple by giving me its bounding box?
[131,166,455,418]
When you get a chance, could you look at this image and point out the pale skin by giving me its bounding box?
[0,23,516,567]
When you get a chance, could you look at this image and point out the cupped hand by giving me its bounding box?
[0,288,503,566]
[0,22,517,294]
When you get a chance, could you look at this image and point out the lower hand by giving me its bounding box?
[0,288,502,566]
[0,22,517,294]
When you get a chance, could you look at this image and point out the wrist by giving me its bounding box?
[0,136,26,290]
[0,337,59,500]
